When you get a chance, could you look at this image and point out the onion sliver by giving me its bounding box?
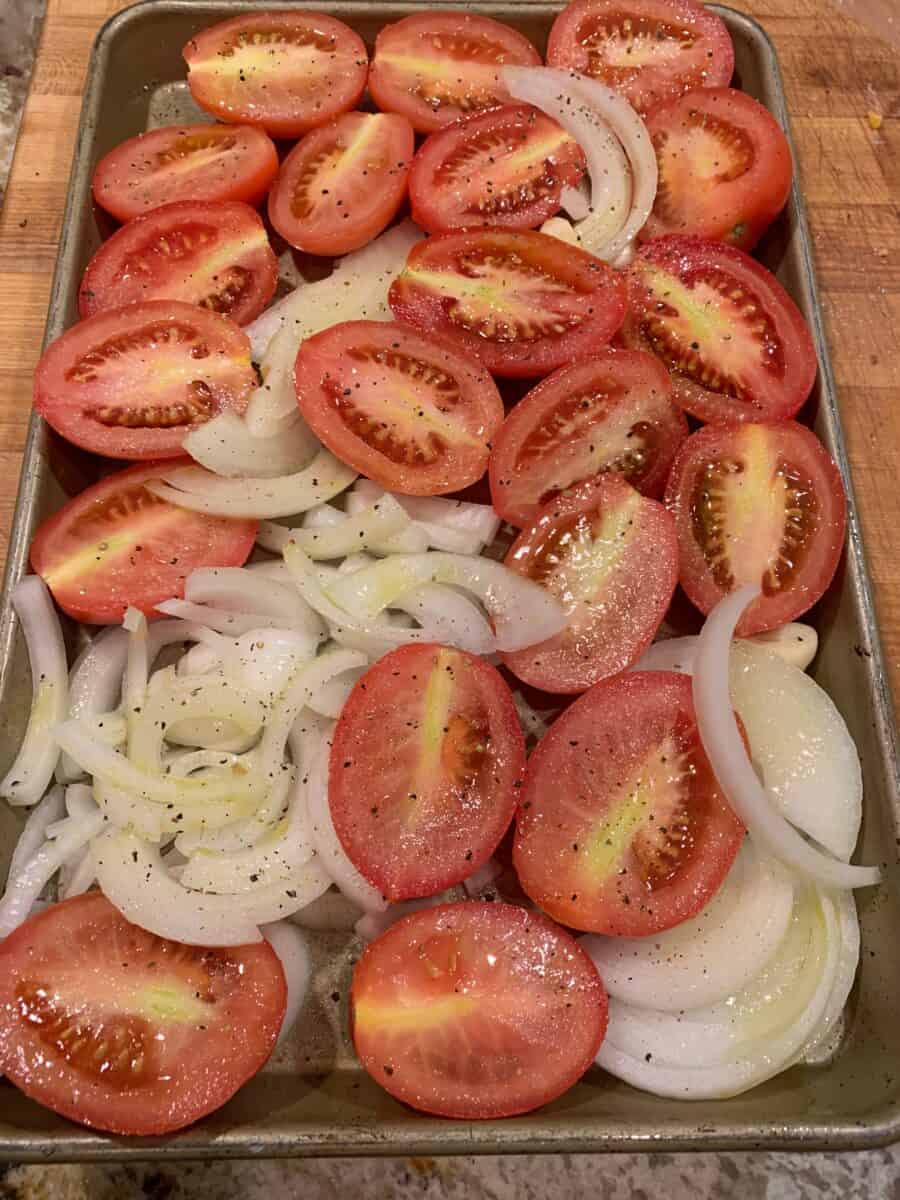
[185,567,324,640]
[184,411,318,479]
[305,663,366,719]
[262,920,313,1047]
[7,786,66,882]
[801,889,860,1064]
[57,627,129,783]
[156,598,302,637]
[350,481,500,555]
[392,584,496,656]
[0,576,68,805]
[290,496,411,560]
[692,587,878,888]
[175,764,294,856]
[60,846,97,900]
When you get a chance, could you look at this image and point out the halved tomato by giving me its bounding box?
[500,475,678,693]
[546,0,734,114]
[183,11,368,138]
[489,348,688,527]
[620,235,817,423]
[0,893,285,1135]
[664,420,847,635]
[29,461,257,624]
[329,644,525,900]
[92,124,279,224]
[642,87,793,250]
[34,301,256,461]
[514,671,746,936]
[389,229,627,378]
[78,201,278,325]
[294,320,503,496]
[368,12,541,134]
[268,111,414,256]
[409,105,586,234]
[350,901,607,1117]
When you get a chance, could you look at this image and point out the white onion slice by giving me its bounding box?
[7,786,66,882]
[175,763,294,856]
[184,410,318,479]
[0,576,68,805]
[746,623,818,671]
[560,184,591,220]
[391,584,496,656]
[156,599,298,637]
[60,846,96,900]
[305,664,366,719]
[65,782,98,821]
[185,567,325,639]
[262,920,313,1047]
[801,889,860,1063]
[57,627,129,783]
[290,496,411,560]
[350,481,501,555]
[692,587,878,888]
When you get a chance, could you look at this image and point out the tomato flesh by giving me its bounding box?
[514,671,746,936]
[0,893,285,1135]
[389,229,627,378]
[78,201,278,325]
[369,12,541,134]
[547,0,735,114]
[268,111,414,256]
[501,475,679,693]
[34,300,256,461]
[183,12,368,138]
[642,87,793,251]
[664,420,847,635]
[294,320,504,496]
[329,645,525,900]
[91,124,279,224]
[620,235,817,424]
[409,105,586,235]
[489,348,688,527]
[351,901,607,1117]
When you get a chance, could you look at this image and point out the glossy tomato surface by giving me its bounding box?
[183,11,368,138]
[78,201,278,325]
[92,124,278,223]
[620,235,816,423]
[389,229,627,377]
[369,12,541,133]
[0,893,285,1135]
[268,111,414,256]
[514,671,746,935]
[489,348,688,527]
[351,901,607,1117]
[30,461,257,624]
[664,421,847,635]
[34,301,256,460]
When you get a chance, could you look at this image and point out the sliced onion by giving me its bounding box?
[305,663,366,719]
[184,410,318,479]
[692,587,879,888]
[262,920,313,1047]
[60,846,96,900]
[350,481,500,555]
[94,780,164,842]
[212,627,322,702]
[175,762,294,856]
[391,583,496,656]
[801,889,860,1064]
[7,785,66,882]
[65,782,99,821]
[560,183,591,220]
[156,598,299,637]
[746,622,818,671]
[0,576,68,806]
[123,607,149,759]
[57,627,129,783]
[290,496,411,560]
[185,567,325,640]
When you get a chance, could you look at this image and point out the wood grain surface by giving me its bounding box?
[0,0,897,701]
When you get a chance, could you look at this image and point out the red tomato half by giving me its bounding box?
[664,421,847,635]
[409,105,586,234]
[514,671,746,936]
[351,901,607,1117]
[92,124,279,224]
[183,11,368,138]
[389,229,627,378]
[501,476,678,693]
[268,111,414,256]
[547,0,734,114]
[78,201,278,325]
[0,893,285,1135]
[34,301,256,461]
[294,320,503,496]
[329,645,525,900]
[642,88,793,251]
[30,461,257,624]
[369,12,541,134]
[620,235,817,424]
[489,348,688,527]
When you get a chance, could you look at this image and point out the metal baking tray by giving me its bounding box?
[0,0,898,1162]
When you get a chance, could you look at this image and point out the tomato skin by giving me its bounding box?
[29,461,257,624]
[489,348,688,527]
[513,671,746,936]
[664,420,847,636]
[183,12,369,138]
[268,111,414,256]
[547,0,734,114]
[389,229,628,378]
[620,235,817,424]
[350,901,607,1118]
[78,201,278,325]
[641,88,793,251]
[92,124,279,224]
[0,894,285,1136]
[33,300,256,461]
[369,12,541,134]
[409,105,586,235]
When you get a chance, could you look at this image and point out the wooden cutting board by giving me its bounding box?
[0,0,897,702]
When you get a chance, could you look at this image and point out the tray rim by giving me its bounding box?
[0,0,899,1160]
